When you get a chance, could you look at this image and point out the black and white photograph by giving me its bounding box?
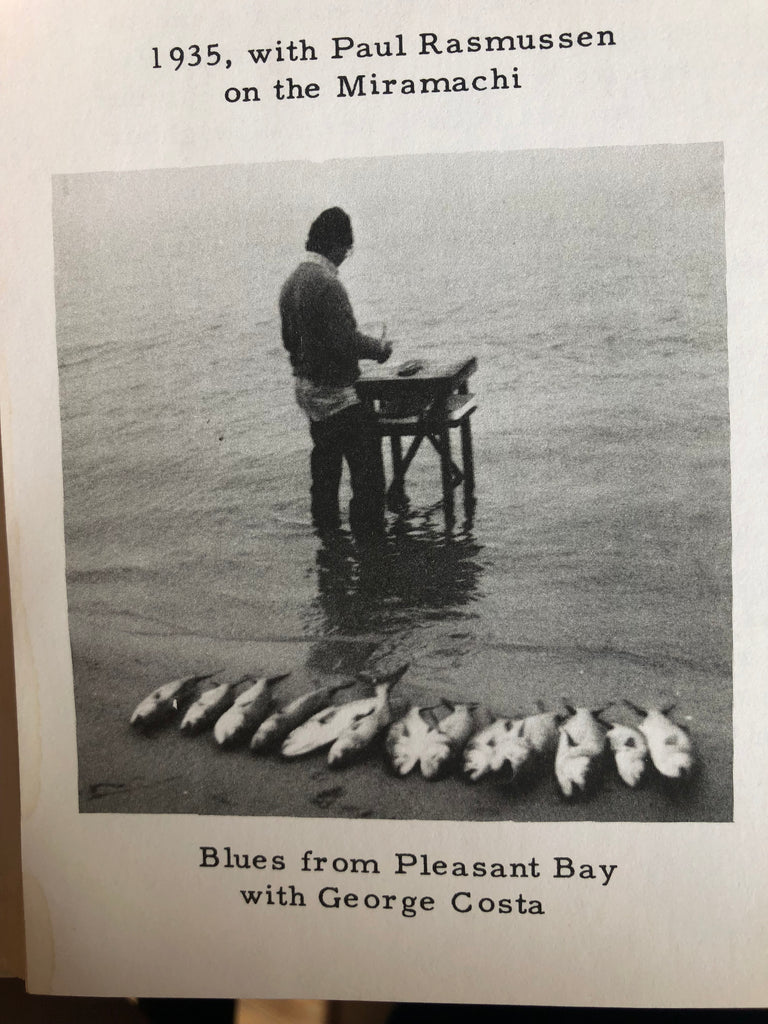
[54,144,731,821]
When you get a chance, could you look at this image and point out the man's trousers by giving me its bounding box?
[308,403,386,538]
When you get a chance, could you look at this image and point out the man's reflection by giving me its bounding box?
[306,513,484,674]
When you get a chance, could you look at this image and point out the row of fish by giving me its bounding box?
[385,702,693,796]
[129,667,695,797]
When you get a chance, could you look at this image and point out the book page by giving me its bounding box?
[2,0,767,1005]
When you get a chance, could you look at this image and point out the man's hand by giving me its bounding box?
[377,324,393,363]
[378,340,393,364]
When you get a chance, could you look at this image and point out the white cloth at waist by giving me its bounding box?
[294,377,359,423]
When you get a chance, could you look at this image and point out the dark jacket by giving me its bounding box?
[279,256,384,387]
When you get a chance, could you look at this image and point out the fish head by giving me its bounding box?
[491,735,532,776]
[607,724,634,750]
[250,719,279,752]
[420,735,451,779]
[463,746,491,782]
[281,733,309,757]
[390,745,419,777]
[129,695,161,728]
[615,749,647,788]
[213,708,243,747]
[657,749,694,781]
[555,727,600,797]
[559,752,593,796]
[179,707,202,733]
[327,734,360,768]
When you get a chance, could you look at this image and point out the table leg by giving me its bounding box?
[438,428,455,525]
[460,417,476,513]
[388,435,408,511]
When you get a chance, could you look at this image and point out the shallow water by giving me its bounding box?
[55,145,732,819]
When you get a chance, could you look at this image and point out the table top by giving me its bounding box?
[356,356,477,398]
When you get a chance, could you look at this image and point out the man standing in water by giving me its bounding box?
[280,207,392,538]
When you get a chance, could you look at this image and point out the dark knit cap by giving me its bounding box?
[306,207,353,254]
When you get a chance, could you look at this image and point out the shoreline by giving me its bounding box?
[74,623,732,823]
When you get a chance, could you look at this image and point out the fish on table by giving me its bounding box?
[130,672,218,731]
[554,706,607,799]
[386,706,434,777]
[180,680,238,735]
[606,723,649,788]
[213,673,290,748]
[250,680,355,754]
[626,702,695,781]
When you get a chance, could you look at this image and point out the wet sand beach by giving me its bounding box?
[57,146,732,821]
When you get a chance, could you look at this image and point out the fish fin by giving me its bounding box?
[623,699,646,716]
[314,708,338,725]
[330,678,357,695]
[359,662,410,688]
[193,670,224,684]
[266,672,292,686]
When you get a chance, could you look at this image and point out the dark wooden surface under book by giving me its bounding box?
[356,357,477,399]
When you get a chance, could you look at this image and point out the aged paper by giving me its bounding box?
[2,0,767,1005]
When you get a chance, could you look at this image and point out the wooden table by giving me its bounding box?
[356,357,478,524]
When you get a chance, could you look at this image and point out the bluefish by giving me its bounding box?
[521,710,561,756]
[490,718,535,780]
[213,673,290,748]
[180,680,237,735]
[130,672,218,730]
[250,680,355,753]
[554,706,606,799]
[386,706,433,777]
[281,697,379,757]
[463,717,517,782]
[626,702,695,780]
[327,681,395,768]
[606,723,649,788]
[419,702,476,780]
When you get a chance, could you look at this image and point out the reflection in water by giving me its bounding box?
[304,511,484,675]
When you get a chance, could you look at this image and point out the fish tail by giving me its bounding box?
[266,672,292,686]
[358,662,410,688]
[623,699,646,716]
[195,669,224,683]
[329,678,357,695]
